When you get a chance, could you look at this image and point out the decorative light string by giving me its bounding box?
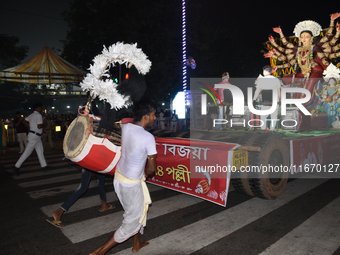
[182,0,188,105]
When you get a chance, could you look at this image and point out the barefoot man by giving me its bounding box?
[90,101,157,255]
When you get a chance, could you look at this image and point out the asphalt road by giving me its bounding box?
[1,140,340,255]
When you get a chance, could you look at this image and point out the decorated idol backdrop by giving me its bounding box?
[264,13,340,128]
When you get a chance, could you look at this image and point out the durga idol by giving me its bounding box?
[264,13,340,104]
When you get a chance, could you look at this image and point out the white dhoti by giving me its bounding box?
[113,170,151,243]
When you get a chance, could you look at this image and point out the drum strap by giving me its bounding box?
[115,170,151,227]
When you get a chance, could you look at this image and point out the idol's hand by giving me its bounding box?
[331,12,340,21]
[272,66,278,72]
[272,27,282,34]
[263,52,273,58]
[263,49,277,58]
[268,36,275,44]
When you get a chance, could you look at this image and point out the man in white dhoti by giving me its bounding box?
[90,102,157,255]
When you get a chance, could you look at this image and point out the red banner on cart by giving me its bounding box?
[290,134,340,174]
[146,137,238,207]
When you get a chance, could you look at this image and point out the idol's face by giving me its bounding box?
[300,32,312,46]
[329,78,336,86]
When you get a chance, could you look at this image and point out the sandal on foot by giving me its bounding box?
[46,218,64,228]
[99,204,115,212]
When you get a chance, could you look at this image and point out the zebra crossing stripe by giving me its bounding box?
[18,173,82,188]
[29,182,100,199]
[259,196,340,255]
[41,190,119,215]
[40,184,163,215]
[4,159,66,169]
[11,163,78,179]
[112,178,328,255]
[61,193,203,243]
[1,153,64,164]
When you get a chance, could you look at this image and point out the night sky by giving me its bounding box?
[1,0,69,61]
[1,0,338,72]
[201,1,337,51]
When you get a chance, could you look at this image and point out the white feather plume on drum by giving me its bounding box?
[63,42,151,175]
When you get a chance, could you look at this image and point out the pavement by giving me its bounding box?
[2,140,340,255]
[0,140,83,255]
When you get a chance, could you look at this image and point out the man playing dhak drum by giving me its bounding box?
[90,101,157,255]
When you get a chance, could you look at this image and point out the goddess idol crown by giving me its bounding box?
[323,63,340,82]
[293,20,322,37]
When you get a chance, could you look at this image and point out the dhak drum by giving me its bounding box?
[63,115,121,175]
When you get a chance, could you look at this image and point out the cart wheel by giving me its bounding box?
[231,134,261,197]
[248,134,290,199]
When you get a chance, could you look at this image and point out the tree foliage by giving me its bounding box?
[0,34,28,69]
[60,0,260,106]
[61,0,184,106]
[0,34,29,115]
